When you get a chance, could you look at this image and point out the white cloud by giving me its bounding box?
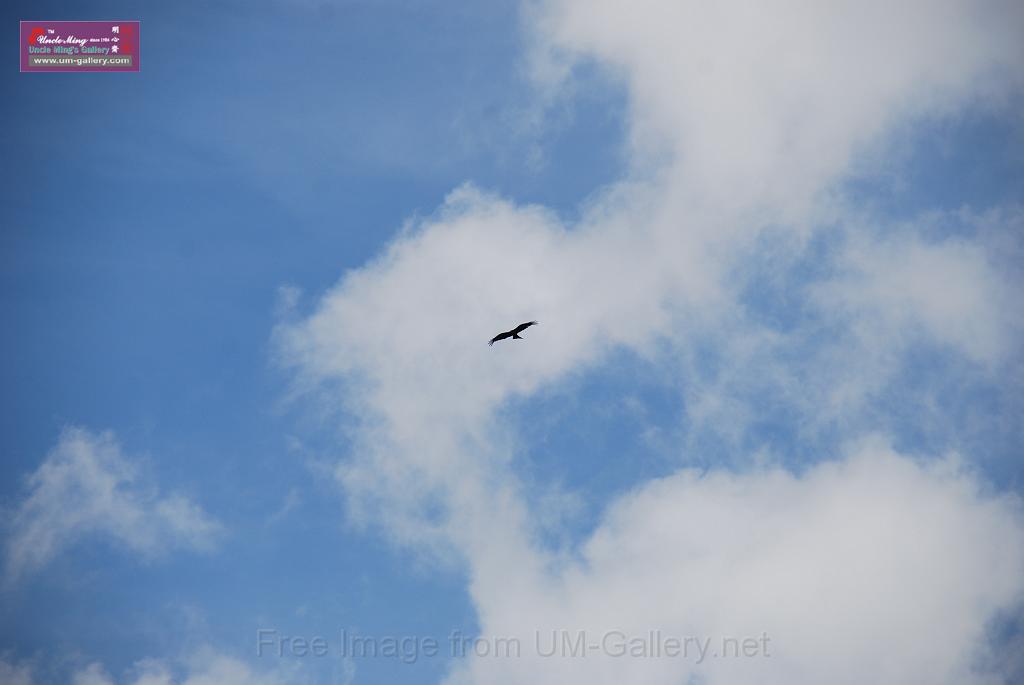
[276,1,1024,683]
[3,427,223,582]
[445,440,1024,685]
[0,658,35,685]
[160,651,300,685]
[126,660,174,685]
[819,209,1023,366]
[531,0,1023,221]
[0,652,305,685]
[72,663,115,685]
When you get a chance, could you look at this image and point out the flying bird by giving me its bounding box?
[488,321,538,346]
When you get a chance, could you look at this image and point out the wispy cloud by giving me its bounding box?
[2,649,306,685]
[0,657,35,685]
[3,427,223,583]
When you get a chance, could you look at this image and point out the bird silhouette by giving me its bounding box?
[488,321,538,346]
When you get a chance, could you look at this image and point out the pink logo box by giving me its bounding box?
[21,21,140,72]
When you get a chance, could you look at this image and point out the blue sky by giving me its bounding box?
[2,1,1023,684]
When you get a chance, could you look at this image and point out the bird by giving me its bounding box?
[488,321,538,346]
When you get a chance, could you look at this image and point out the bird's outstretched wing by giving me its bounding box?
[511,321,538,335]
[488,331,512,346]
